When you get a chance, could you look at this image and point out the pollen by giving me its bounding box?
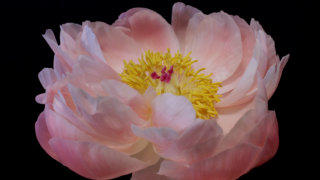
[120,49,222,119]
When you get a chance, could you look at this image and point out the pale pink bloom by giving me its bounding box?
[35,2,288,180]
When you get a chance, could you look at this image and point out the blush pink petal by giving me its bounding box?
[60,23,83,59]
[219,16,256,94]
[43,29,73,71]
[171,2,201,51]
[132,159,170,180]
[80,25,106,63]
[132,119,223,164]
[217,76,268,135]
[48,138,148,179]
[158,143,261,180]
[35,112,57,160]
[45,109,98,143]
[67,55,120,97]
[184,12,242,82]
[113,9,180,54]
[264,55,289,98]
[216,57,259,107]
[86,21,141,73]
[101,80,150,120]
[151,93,197,132]
[38,68,57,89]
[69,85,145,145]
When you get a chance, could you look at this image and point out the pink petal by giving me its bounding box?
[171,2,201,50]
[35,93,46,104]
[101,80,150,120]
[69,85,145,145]
[38,68,57,89]
[49,138,148,179]
[133,119,223,164]
[132,159,170,180]
[264,55,289,98]
[113,9,180,53]
[245,111,279,167]
[132,125,179,149]
[184,12,242,82]
[42,29,73,70]
[80,25,106,63]
[45,109,98,143]
[60,23,83,60]
[217,76,268,134]
[35,112,57,160]
[219,16,256,94]
[67,55,120,97]
[151,93,196,132]
[216,57,259,107]
[85,21,141,73]
[158,143,261,180]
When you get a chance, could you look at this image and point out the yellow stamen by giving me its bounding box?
[120,49,222,119]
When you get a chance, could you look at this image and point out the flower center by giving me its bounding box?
[120,49,221,119]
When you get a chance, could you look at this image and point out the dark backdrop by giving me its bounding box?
[6,0,313,179]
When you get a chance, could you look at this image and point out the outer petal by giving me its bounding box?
[184,12,242,82]
[49,138,148,179]
[35,112,57,160]
[113,9,180,54]
[171,2,201,50]
[151,93,196,132]
[158,143,261,180]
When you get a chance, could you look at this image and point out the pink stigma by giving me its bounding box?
[151,72,160,79]
[151,66,174,83]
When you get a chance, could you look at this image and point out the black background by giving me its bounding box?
[4,0,314,179]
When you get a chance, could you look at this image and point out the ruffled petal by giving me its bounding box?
[184,12,242,82]
[49,138,148,179]
[151,93,196,132]
[113,9,180,54]
[35,112,57,160]
[171,2,201,50]
[158,143,261,180]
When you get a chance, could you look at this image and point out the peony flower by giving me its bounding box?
[35,2,288,180]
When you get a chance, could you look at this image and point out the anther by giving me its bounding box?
[151,72,160,79]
